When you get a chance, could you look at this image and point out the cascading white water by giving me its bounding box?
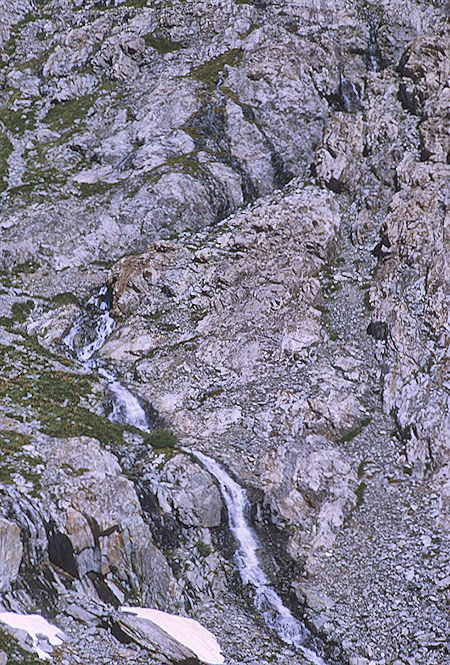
[63,288,328,665]
[63,286,116,365]
[190,451,326,665]
[63,286,149,431]
[98,367,149,431]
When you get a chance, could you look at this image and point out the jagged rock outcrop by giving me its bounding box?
[39,436,183,610]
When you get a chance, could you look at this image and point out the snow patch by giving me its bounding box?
[120,606,224,664]
[0,612,65,660]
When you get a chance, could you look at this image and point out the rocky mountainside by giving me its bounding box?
[0,1,448,664]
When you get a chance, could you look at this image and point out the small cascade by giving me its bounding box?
[99,368,149,431]
[191,451,327,665]
[63,286,116,365]
[338,75,362,113]
[366,27,384,72]
[63,286,148,431]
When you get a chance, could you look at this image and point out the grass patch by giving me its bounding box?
[16,49,49,72]
[124,0,150,6]
[240,24,259,38]
[0,342,126,444]
[0,133,13,192]
[51,292,80,307]
[76,180,117,198]
[0,429,42,494]
[198,387,224,405]
[192,48,242,88]
[12,260,40,276]
[43,95,94,131]
[0,103,36,136]
[22,334,73,366]
[195,541,213,557]
[144,428,178,449]
[39,404,126,442]
[357,460,366,478]
[312,303,329,314]
[144,34,184,53]
[323,280,342,297]
[355,481,366,507]
[11,300,35,322]
[22,165,67,189]
[0,430,31,453]
[0,627,41,665]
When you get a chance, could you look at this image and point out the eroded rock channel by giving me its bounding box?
[0,1,448,664]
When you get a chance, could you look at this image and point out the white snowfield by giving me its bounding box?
[0,611,65,660]
[120,606,225,664]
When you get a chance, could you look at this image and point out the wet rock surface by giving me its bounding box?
[0,0,449,664]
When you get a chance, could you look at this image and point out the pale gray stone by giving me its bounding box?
[0,517,23,592]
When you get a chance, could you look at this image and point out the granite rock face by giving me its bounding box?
[0,1,448,664]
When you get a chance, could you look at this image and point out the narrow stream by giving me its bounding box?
[63,287,328,665]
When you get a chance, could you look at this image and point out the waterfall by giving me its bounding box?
[99,368,149,431]
[63,286,148,431]
[63,286,116,365]
[190,451,327,665]
[63,287,329,664]
[338,75,362,113]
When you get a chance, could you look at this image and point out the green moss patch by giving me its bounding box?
[0,627,41,665]
[192,49,243,88]
[43,95,95,131]
[195,541,213,557]
[144,428,178,449]
[144,34,184,54]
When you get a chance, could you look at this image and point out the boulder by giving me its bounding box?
[151,454,222,528]
[114,613,198,664]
